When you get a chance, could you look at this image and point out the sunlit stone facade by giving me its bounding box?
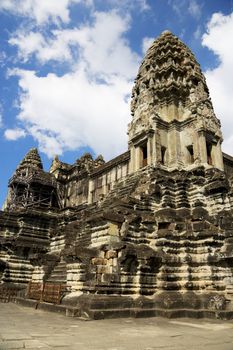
[1,31,233,319]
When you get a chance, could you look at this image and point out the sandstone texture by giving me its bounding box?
[1,31,233,319]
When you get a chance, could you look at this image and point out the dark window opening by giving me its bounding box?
[141,144,147,167]
[158,222,170,230]
[192,78,199,86]
[23,247,30,259]
[121,255,139,274]
[96,177,102,188]
[161,146,166,165]
[187,145,194,164]
[206,142,212,165]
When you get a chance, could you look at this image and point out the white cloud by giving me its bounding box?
[9,11,139,79]
[74,11,139,79]
[8,11,140,159]
[202,12,233,155]
[142,36,154,54]
[105,0,150,12]
[194,25,202,39]
[168,0,202,20]
[11,68,131,159]
[168,0,185,18]
[136,0,150,11]
[9,32,45,62]
[4,128,26,140]
[0,0,150,27]
[0,51,7,67]
[9,30,73,63]
[188,0,202,20]
[0,0,92,25]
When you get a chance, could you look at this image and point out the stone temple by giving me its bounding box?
[1,30,233,319]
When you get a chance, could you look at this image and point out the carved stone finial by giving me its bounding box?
[130,30,216,124]
[95,155,105,167]
[50,155,60,173]
[17,148,43,170]
[161,30,172,36]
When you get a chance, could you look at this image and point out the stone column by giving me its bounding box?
[88,179,94,204]
[198,131,207,164]
[102,173,107,195]
[155,128,162,165]
[129,143,135,173]
[147,135,153,166]
[212,141,224,171]
[151,133,157,166]
[135,146,141,170]
[193,131,200,164]
[168,127,180,167]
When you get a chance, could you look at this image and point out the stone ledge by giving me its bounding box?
[13,296,233,321]
[14,297,81,317]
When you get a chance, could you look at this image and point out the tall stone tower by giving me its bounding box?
[128,31,223,172]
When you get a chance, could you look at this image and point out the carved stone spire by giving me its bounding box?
[50,155,60,173]
[128,31,224,172]
[17,148,43,170]
[6,148,58,211]
[131,30,217,124]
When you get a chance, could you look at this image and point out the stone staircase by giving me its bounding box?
[2,255,33,284]
[67,262,86,292]
[101,171,141,208]
[46,260,67,284]
[0,250,9,262]
[155,223,229,293]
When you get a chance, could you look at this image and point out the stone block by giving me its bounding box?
[97,265,112,274]
[105,250,117,259]
[91,257,107,265]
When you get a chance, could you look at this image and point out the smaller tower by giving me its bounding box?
[5,148,59,210]
[128,31,224,172]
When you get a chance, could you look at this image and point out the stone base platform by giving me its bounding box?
[14,292,233,320]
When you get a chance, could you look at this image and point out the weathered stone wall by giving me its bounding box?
[1,30,233,320]
[55,152,130,208]
[0,210,55,285]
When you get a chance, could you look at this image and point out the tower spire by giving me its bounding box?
[128,31,223,172]
[17,148,43,170]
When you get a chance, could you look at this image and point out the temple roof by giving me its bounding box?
[17,148,43,170]
[131,31,214,122]
[9,148,56,188]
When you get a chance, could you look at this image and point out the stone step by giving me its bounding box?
[46,261,67,283]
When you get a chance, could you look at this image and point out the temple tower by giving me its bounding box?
[128,30,224,172]
[5,148,59,210]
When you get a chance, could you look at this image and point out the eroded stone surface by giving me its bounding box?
[1,31,233,319]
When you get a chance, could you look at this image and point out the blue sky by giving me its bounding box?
[0,0,233,206]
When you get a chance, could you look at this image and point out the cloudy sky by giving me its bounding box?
[0,0,232,205]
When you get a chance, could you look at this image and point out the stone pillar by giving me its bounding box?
[102,174,107,195]
[193,131,200,164]
[151,133,157,166]
[168,127,180,167]
[135,146,141,170]
[198,131,207,164]
[147,135,153,166]
[129,142,140,173]
[129,144,135,173]
[155,128,162,165]
[88,179,94,204]
[212,141,224,171]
